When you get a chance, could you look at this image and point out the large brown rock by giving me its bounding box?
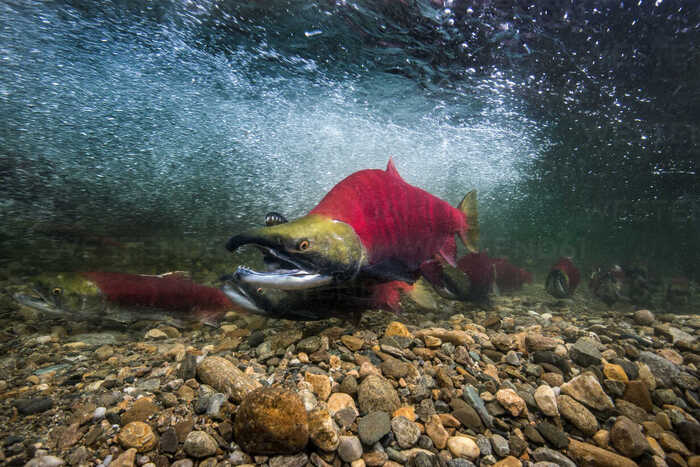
[610,416,649,458]
[197,356,261,403]
[233,387,309,455]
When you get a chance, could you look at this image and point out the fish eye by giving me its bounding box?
[298,239,310,251]
[52,287,63,296]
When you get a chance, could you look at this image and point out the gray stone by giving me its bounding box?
[462,385,494,429]
[159,428,178,454]
[358,411,391,445]
[447,460,476,467]
[206,393,227,415]
[269,453,309,467]
[391,416,421,449]
[639,351,680,388]
[357,375,400,414]
[476,435,492,457]
[490,434,509,458]
[183,430,218,458]
[338,436,363,462]
[532,447,576,467]
[296,336,322,354]
[536,422,569,450]
[13,398,53,415]
[570,337,602,367]
[411,452,436,467]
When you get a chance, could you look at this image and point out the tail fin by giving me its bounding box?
[457,190,479,252]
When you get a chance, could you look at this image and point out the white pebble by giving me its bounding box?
[93,406,106,420]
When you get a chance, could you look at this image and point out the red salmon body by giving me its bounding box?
[83,272,234,314]
[310,160,469,272]
[457,252,496,299]
[492,258,532,292]
[371,281,414,312]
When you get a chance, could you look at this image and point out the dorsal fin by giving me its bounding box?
[386,157,401,178]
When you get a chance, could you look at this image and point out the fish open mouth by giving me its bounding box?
[226,240,334,291]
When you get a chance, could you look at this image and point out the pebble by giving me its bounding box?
[358,411,391,445]
[557,395,598,436]
[634,309,655,325]
[327,392,358,416]
[490,434,510,458]
[25,456,66,467]
[570,337,602,366]
[196,356,261,403]
[118,422,158,452]
[110,448,137,467]
[534,385,558,417]
[610,416,649,458]
[269,452,309,467]
[536,422,569,450]
[391,416,421,449]
[560,373,614,411]
[639,351,680,388]
[14,397,53,415]
[357,375,401,414]
[495,388,526,417]
[183,430,218,458]
[447,436,480,460]
[623,380,653,411]
[425,414,449,449]
[338,436,363,462]
[308,409,340,452]
[531,447,576,467]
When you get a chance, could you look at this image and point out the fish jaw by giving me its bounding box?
[225,214,368,287]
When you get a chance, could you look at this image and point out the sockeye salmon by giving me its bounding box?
[221,158,479,320]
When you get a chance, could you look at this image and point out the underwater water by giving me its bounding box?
[1,0,697,281]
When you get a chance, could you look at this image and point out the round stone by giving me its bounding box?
[633,309,655,325]
[233,387,309,455]
[447,436,480,460]
[357,375,400,414]
[338,436,363,462]
[118,422,158,453]
[183,431,217,458]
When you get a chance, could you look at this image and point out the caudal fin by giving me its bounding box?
[457,190,479,252]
